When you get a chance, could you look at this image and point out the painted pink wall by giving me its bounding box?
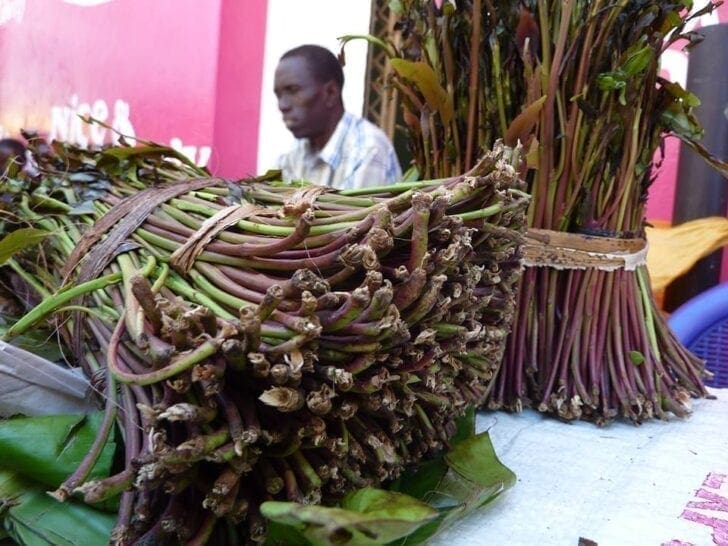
[211,0,268,178]
[646,3,728,223]
[0,0,267,176]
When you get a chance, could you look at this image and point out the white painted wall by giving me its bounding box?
[256,0,373,173]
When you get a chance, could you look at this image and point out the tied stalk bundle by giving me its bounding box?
[0,137,527,544]
[354,0,728,423]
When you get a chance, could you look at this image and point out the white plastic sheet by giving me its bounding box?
[0,341,93,417]
[432,389,728,546]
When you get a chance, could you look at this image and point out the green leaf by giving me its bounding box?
[596,71,626,92]
[401,165,421,182]
[629,350,645,365]
[675,135,728,179]
[0,325,64,362]
[95,143,206,176]
[0,229,49,266]
[263,424,516,546]
[67,201,97,216]
[253,169,284,182]
[390,59,454,125]
[621,45,653,78]
[661,103,703,141]
[339,34,396,59]
[662,81,701,107]
[390,432,516,546]
[0,413,114,489]
[261,489,437,546]
[444,432,516,491]
[450,406,476,446]
[265,520,314,546]
[388,0,404,16]
[0,470,114,546]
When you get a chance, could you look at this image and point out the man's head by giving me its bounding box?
[274,45,345,150]
[0,138,26,176]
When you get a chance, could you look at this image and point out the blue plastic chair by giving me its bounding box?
[668,282,728,388]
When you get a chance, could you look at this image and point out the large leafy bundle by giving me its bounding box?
[351,0,728,423]
[0,137,526,544]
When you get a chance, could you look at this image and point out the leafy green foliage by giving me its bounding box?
[263,409,515,546]
[0,413,115,489]
[0,470,115,546]
[263,489,437,546]
[0,229,49,266]
[0,413,117,544]
[390,59,454,125]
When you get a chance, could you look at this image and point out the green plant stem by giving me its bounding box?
[3,271,122,340]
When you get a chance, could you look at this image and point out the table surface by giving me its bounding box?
[429,389,728,546]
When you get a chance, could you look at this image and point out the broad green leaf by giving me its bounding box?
[262,489,437,546]
[391,457,452,509]
[390,59,454,125]
[394,432,516,544]
[661,104,703,141]
[253,169,284,182]
[265,520,313,546]
[263,424,516,546]
[0,229,49,266]
[0,413,114,488]
[621,45,653,78]
[95,143,206,176]
[450,406,476,446]
[341,487,436,521]
[0,470,114,546]
[445,432,516,489]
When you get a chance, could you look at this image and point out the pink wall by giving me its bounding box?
[646,3,728,283]
[0,0,267,177]
[646,3,728,223]
[211,0,268,178]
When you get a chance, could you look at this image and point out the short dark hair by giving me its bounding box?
[281,44,344,90]
[0,138,26,166]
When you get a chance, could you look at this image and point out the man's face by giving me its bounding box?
[274,56,336,140]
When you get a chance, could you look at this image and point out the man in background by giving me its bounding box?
[274,44,401,190]
[0,138,27,177]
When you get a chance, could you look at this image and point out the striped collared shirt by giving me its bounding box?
[277,111,402,190]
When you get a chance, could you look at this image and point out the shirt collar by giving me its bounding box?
[308,111,352,170]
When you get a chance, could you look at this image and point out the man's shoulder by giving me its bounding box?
[347,112,384,134]
[344,112,394,150]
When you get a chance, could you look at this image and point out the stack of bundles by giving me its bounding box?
[355,0,728,424]
[2,138,528,544]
